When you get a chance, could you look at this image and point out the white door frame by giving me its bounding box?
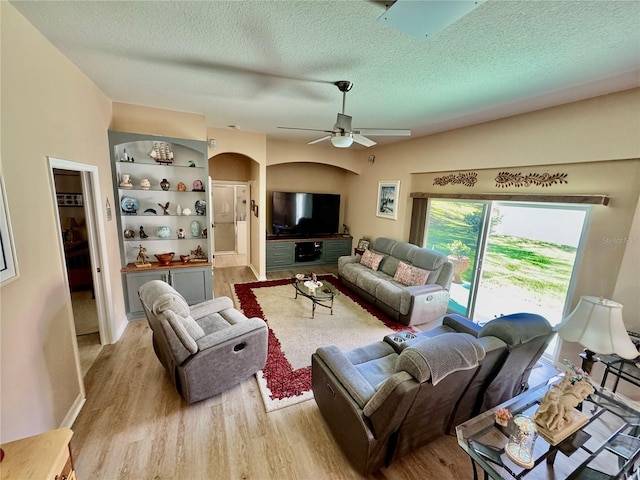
[49,158,115,348]
[210,180,250,256]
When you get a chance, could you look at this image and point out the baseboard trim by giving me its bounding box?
[113,315,129,342]
[60,393,85,429]
[249,264,265,281]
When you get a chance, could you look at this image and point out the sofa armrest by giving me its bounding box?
[443,314,481,337]
[363,372,418,438]
[338,255,361,269]
[316,345,376,408]
[189,296,234,320]
[196,317,267,351]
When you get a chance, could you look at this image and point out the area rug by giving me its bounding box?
[232,275,412,412]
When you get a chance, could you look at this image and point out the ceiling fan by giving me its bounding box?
[278,81,411,148]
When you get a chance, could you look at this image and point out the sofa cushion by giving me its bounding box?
[164,310,200,354]
[393,261,430,286]
[360,249,384,270]
[374,281,412,315]
[379,255,400,277]
[371,237,397,255]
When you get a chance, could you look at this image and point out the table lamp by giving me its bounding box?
[557,296,638,375]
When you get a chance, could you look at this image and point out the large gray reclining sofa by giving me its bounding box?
[338,237,454,326]
[312,312,553,475]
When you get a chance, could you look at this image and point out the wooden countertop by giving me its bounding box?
[121,261,212,273]
[1,428,73,480]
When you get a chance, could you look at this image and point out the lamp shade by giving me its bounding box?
[557,296,638,359]
[331,132,353,148]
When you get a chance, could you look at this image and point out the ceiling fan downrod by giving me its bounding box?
[335,81,353,115]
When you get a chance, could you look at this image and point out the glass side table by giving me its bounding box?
[599,354,640,393]
[456,376,640,480]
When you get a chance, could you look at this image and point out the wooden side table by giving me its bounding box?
[1,428,76,480]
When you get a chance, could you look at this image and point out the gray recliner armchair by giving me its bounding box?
[312,332,486,475]
[139,280,268,404]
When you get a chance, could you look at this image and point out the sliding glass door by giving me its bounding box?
[426,200,590,343]
[425,200,488,317]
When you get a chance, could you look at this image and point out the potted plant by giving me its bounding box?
[447,240,472,283]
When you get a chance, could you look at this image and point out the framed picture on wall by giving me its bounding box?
[376,180,400,220]
[1,177,19,284]
[57,192,83,207]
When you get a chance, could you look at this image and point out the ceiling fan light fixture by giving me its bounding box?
[331,132,353,148]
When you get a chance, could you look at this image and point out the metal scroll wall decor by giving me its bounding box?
[433,172,478,187]
[495,172,568,188]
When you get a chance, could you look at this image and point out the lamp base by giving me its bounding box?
[579,349,598,375]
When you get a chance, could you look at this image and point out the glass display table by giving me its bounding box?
[291,275,339,319]
[456,376,640,479]
[599,354,640,393]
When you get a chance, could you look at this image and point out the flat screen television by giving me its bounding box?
[271,192,340,236]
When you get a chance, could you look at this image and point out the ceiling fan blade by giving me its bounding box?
[352,128,412,136]
[308,135,332,145]
[278,126,334,133]
[352,134,376,147]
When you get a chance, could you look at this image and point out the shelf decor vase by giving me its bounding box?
[156,226,171,239]
[140,178,151,190]
[190,220,201,238]
[160,178,170,191]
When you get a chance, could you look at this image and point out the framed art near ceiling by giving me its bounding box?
[376,180,400,220]
[0,177,19,284]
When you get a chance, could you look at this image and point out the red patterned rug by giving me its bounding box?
[232,275,411,412]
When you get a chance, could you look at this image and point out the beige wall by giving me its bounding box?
[207,127,267,277]
[1,3,118,442]
[210,153,251,182]
[111,103,205,140]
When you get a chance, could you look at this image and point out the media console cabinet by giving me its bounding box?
[266,235,352,272]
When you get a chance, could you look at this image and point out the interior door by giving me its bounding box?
[212,185,236,253]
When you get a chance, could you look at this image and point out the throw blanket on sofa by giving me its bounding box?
[414,333,485,385]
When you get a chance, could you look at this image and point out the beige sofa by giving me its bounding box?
[338,237,454,326]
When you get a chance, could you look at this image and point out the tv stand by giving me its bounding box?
[266,235,352,272]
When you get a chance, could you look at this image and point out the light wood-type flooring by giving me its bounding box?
[71,264,557,479]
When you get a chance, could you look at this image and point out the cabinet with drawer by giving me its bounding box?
[0,428,76,480]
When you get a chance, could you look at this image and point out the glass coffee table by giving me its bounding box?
[292,276,339,318]
[456,376,640,480]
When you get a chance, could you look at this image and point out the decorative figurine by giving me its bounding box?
[192,179,204,192]
[139,226,148,239]
[119,174,133,188]
[176,204,182,216]
[202,228,207,238]
[160,178,170,191]
[191,245,208,261]
[177,182,187,192]
[136,244,150,267]
[148,142,174,164]
[177,228,186,239]
[188,160,196,167]
[158,202,170,215]
[182,208,192,216]
[123,229,135,239]
[140,178,151,190]
[195,200,206,215]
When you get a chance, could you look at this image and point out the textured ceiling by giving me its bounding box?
[10,0,640,148]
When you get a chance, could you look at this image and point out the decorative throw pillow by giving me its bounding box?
[360,249,384,271]
[393,261,430,286]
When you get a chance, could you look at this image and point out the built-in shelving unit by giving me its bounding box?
[108,131,213,317]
